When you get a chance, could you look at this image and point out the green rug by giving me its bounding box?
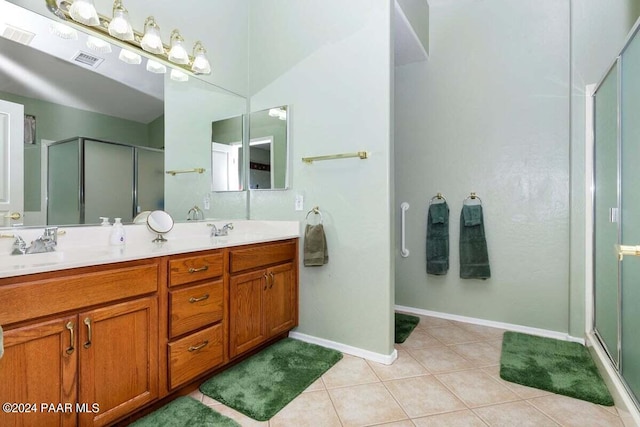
[500,331,614,406]
[395,312,420,343]
[200,338,342,421]
[129,396,239,427]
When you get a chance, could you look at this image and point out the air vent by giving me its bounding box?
[72,51,104,68]
[1,24,35,45]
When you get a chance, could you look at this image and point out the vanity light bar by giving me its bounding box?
[49,0,204,76]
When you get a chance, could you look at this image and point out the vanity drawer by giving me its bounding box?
[230,240,296,273]
[169,280,223,338]
[168,324,224,389]
[169,251,224,287]
[0,261,158,326]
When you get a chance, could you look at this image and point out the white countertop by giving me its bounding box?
[0,220,299,278]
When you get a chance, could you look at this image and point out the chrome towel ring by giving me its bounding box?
[305,206,323,224]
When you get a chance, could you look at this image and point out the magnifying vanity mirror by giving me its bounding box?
[146,210,174,242]
[0,0,249,228]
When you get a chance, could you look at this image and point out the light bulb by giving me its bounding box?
[146,59,166,74]
[86,36,112,53]
[108,0,134,41]
[141,16,164,54]
[118,48,141,65]
[170,69,188,82]
[69,0,100,26]
[49,22,78,40]
[191,41,211,74]
[168,30,189,64]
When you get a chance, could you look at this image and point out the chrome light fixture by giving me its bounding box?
[68,0,99,26]
[191,41,211,74]
[49,0,213,77]
[170,68,189,82]
[107,0,133,41]
[140,16,164,54]
[168,30,189,64]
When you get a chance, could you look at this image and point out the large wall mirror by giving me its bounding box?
[0,1,248,227]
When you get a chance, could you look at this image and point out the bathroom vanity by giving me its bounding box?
[0,221,299,427]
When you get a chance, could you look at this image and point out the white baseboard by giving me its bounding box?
[394,304,585,345]
[288,332,398,366]
[587,333,640,427]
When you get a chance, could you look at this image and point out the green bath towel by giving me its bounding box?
[426,202,449,275]
[459,205,490,279]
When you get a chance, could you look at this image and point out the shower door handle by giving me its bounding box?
[401,202,410,258]
[616,244,640,260]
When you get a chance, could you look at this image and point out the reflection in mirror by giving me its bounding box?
[211,115,244,192]
[249,106,289,190]
[0,1,249,228]
[147,210,174,242]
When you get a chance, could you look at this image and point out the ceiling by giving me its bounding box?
[0,1,163,123]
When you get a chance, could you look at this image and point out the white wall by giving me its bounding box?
[395,0,572,332]
[248,0,394,356]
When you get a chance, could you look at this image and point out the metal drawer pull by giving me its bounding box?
[263,273,269,290]
[188,265,209,273]
[188,340,209,352]
[269,272,275,289]
[66,321,75,355]
[83,318,92,349]
[189,293,210,303]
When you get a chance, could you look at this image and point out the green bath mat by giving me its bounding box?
[200,338,342,421]
[129,396,239,427]
[395,312,420,343]
[500,331,614,406]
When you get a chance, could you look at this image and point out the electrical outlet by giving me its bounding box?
[295,195,304,211]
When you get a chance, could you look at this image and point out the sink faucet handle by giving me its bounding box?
[11,235,27,255]
[44,226,59,244]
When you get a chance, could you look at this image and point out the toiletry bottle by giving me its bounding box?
[110,218,126,246]
[100,217,110,226]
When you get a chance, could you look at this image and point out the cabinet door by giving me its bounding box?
[0,316,77,427]
[78,297,158,427]
[265,262,297,338]
[229,270,266,358]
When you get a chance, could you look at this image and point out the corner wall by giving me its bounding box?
[394,0,572,332]
[247,0,394,356]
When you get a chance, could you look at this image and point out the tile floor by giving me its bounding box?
[188,314,624,426]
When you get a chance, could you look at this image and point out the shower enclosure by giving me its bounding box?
[47,137,164,225]
[592,18,640,410]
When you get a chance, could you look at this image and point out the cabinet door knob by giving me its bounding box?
[83,318,92,349]
[65,321,75,355]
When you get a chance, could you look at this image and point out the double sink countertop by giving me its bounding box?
[0,220,300,278]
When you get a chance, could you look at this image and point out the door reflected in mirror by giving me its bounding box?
[249,106,289,190]
[211,115,244,192]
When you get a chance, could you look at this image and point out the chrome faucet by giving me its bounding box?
[11,227,59,255]
[210,223,234,237]
[187,205,204,221]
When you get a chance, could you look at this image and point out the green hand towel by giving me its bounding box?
[426,202,449,275]
[459,205,490,279]
[304,224,328,266]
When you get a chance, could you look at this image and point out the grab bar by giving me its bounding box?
[400,202,410,258]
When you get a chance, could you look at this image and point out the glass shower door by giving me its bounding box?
[620,27,640,404]
[593,62,620,367]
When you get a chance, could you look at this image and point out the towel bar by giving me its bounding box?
[401,202,410,257]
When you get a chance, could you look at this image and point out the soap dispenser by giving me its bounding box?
[100,217,110,226]
[110,218,126,246]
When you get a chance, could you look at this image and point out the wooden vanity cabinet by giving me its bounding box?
[0,259,160,427]
[228,240,298,358]
[166,250,226,390]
